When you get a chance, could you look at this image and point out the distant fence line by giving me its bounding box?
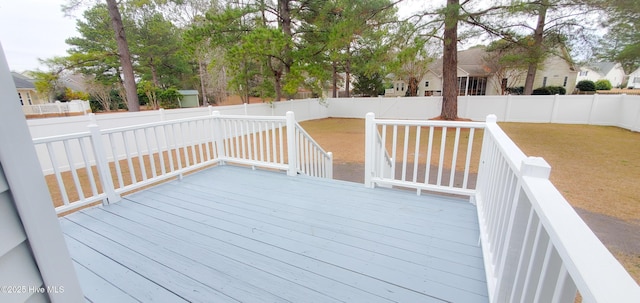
[27,94,640,139]
[23,100,91,117]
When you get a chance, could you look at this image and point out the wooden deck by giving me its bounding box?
[60,165,488,303]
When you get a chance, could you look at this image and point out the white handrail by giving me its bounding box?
[34,111,332,214]
[476,115,640,303]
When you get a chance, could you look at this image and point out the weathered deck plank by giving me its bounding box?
[61,165,488,303]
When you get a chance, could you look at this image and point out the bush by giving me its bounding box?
[506,86,524,95]
[576,80,596,92]
[595,79,613,90]
[532,86,566,95]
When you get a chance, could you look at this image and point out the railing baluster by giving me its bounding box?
[401,125,409,181]
[123,131,137,183]
[412,126,421,183]
[163,124,175,173]
[108,133,124,188]
[437,127,447,186]
[78,137,98,197]
[46,142,70,205]
[144,128,157,178]
[449,128,461,187]
[62,140,84,201]
[134,129,148,181]
[462,128,475,189]
[424,126,434,185]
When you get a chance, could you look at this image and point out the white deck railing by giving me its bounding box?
[364,112,640,302]
[364,112,485,196]
[33,111,332,214]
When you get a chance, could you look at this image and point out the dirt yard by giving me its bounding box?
[300,118,640,284]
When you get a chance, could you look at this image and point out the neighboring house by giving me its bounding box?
[577,62,626,88]
[626,67,640,89]
[386,46,578,96]
[11,72,46,105]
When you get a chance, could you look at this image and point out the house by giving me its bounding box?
[577,62,626,88]
[386,46,578,96]
[11,72,46,105]
[626,67,640,89]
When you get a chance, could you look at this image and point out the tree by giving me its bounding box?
[441,0,460,120]
[353,72,385,96]
[593,0,640,73]
[105,0,139,111]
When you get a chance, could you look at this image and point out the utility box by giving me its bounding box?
[178,90,199,108]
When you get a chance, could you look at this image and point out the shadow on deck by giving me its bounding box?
[61,165,488,303]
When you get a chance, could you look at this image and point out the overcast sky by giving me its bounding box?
[0,0,79,72]
[0,0,427,73]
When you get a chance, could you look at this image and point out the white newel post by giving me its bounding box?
[211,111,226,164]
[88,123,121,204]
[364,112,375,188]
[286,111,297,176]
[326,152,333,179]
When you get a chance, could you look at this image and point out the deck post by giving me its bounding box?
[326,152,333,179]
[286,111,297,176]
[88,123,121,204]
[211,111,226,164]
[364,112,375,188]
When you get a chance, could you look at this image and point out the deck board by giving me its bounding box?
[61,165,488,303]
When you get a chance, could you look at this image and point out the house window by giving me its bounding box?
[401,83,404,91]
[634,77,640,84]
[27,92,33,105]
[543,77,548,87]
[457,77,487,95]
[579,71,588,76]
[18,92,24,105]
[425,81,429,87]
[563,76,568,87]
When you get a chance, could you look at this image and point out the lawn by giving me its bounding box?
[300,118,640,284]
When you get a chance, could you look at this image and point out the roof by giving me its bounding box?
[11,72,35,89]
[428,47,493,77]
[585,62,618,75]
[178,90,199,95]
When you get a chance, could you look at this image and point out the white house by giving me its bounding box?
[626,67,640,89]
[386,46,578,97]
[577,62,626,88]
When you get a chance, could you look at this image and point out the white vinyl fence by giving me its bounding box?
[22,100,90,116]
[364,113,640,302]
[33,111,332,214]
[27,94,640,140]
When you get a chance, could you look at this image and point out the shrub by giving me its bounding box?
[595,79,613,90]
[532,87,553,95]
[532,86,566,95]
[506,86,524,95]
[576,80,596,91]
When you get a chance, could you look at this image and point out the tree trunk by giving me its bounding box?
[198,58,208,106]
[274,69,283,101]
[441,0,459,120]
[523,0,547,95]
[332,62,338,98]
[345,57,351,98]
[278,0,293,99]
[149,59,159,87]
[106,0,139,111]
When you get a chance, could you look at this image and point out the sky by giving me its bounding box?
[0,0,426,73]
[0,0,80,72]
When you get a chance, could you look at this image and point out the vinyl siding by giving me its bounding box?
[0,166,48,303]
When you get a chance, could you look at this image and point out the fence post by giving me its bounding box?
[364,112,375,188]
[159,108,165,121]
[326,152,333,179]
[211,111,226,164]
[286,111,297,176]
[88,123,121,205]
